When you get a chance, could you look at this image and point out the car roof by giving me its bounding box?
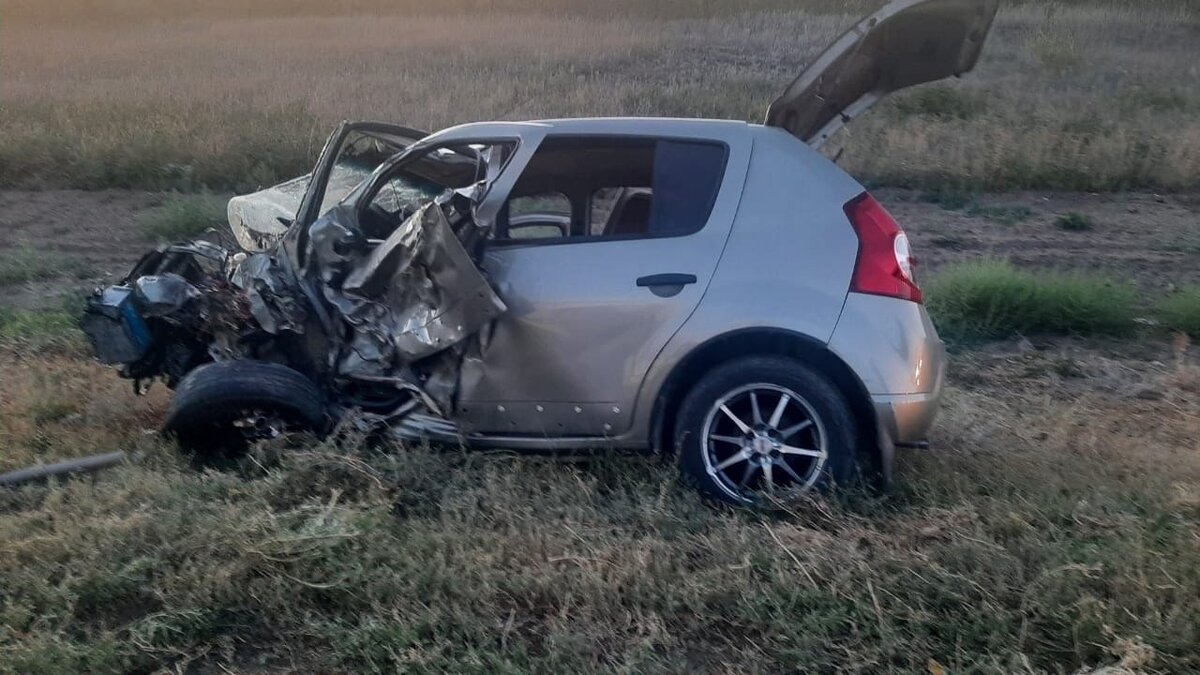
[523,117,750,133]
[427,117,755,144]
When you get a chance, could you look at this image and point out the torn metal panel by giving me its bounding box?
[229,252,307,336]
[307,208,365,288]
[385,412,463,444]
[132,274,201,319]
[320,203,507,378]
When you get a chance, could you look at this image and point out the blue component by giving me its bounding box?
[120,300,153,352]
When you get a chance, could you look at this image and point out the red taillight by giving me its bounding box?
[843,192,923,304]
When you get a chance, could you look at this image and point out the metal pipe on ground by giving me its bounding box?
[0,452,126,487]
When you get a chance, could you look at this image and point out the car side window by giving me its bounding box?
[496,135,727,244]
[506,192,571,240]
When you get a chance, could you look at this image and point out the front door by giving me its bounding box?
[458,132,751,437]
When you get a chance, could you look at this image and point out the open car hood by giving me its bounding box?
[766,0,999,148]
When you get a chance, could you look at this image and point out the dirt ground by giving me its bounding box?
[0,188,1197,310]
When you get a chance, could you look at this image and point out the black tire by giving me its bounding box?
[164,360,327,455]
[674,356,858,505]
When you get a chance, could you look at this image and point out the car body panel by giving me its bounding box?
[828,291,945,397]
[623,125,866,444]
[766,0,1000,148]
[830,291,945,451]
[457,120,755,437]
[873,391,942,446]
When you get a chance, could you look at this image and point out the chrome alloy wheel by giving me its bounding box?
[700,383,828,502]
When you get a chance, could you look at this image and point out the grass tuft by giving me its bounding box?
[0,248,82,286]
[918,189,1034,225]
[1055,212,1096,231]
[967,203,1034,225]
[925,260,1136,339]
[0,299,89,355]
[1157,286,1200,337]
[918,184,979,211]
[139,194,228,242]
[1027,25,1083,73]
[891,84,985,121]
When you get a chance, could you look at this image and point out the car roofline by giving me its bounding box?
[421,117,753,144]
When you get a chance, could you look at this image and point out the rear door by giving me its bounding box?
[766,0,999,148]
[458,130,752,437]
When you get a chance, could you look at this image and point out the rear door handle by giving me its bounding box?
[636,273,697,288]
[636,273,697,298]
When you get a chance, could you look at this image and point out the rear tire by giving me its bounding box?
[674,356,858,505]
[164,360,327,456]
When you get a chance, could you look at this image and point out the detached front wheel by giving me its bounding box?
[674,357,858,505]
[164,360,327,456]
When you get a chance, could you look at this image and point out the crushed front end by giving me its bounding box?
[81,122,509,445]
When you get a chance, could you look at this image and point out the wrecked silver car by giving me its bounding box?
[83,0,996,503]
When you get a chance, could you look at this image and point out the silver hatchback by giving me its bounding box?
[84,0,996,504]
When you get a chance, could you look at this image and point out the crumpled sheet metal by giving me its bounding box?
[91,154,505,433]
[132,273,200,319]
[230,252,308,335]
[319,203,507,379]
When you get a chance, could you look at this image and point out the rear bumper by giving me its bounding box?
[872,388,943,447]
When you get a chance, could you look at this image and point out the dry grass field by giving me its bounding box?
[2,1,1200,673]
[1,321,1198,673]
[1,0,1198,192]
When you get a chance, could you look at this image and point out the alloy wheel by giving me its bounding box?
[700,383,828,502]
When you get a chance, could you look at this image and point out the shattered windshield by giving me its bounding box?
[317,130,412,218]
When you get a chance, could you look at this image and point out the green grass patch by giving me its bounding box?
[1055,212,1096,231]
[1156,286,1200,337]
[925,260,1136,339]
[140,194,227,242]
[918,184,979,211]
[917,188,1034,225]
[0,299,88,355]
[0,248,82,286]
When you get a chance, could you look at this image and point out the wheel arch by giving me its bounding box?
[649,327,881,472]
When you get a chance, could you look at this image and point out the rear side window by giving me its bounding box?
[649,140,726,237]
[497,136,728,243]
